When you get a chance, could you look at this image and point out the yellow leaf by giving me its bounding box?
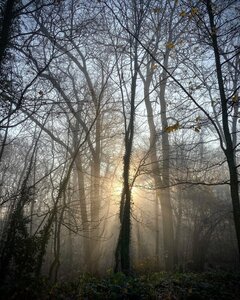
[166,42,175,49]
[151,64,158,70]
[179,11,186,17]
[191,7,198,16]
[164,121,180,133]
[232,94,238,103]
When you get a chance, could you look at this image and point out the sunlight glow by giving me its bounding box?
[112,180,139,200]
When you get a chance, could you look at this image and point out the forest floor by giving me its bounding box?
[1,271,240,299]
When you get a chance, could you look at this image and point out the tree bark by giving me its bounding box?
[142,64,162,268]
[206,0,240,263]
[158,49,175,271]
[89,115,101,273]
[115,35,139,275]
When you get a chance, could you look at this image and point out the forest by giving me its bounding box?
[0,0,240,299]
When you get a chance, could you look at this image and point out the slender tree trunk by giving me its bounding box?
[72,124,91,270]
[89,116,101,273]
[206,0,240,263]
[74,154,91,268]
[49,193,67,283]
[192,226,206,272]
[174,188,182,267]
[66,183,73,276]
[36,174,72,276]
[143,68,162,268]
[159,50,175,271]
[155,195,160,267]
[142,52,174,270]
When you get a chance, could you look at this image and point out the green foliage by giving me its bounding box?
[6,214,48,280]
[0,202,51,291]
[12,220,42,277]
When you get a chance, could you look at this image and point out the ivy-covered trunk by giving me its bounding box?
[115,32,139,274]
[0,0,16,66]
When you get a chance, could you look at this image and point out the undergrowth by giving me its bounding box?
[1,271,240,299]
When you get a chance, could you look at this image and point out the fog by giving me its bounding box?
[0,0,239,287]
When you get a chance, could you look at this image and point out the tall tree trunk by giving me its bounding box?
[143,66,162,268]
[192,226,208,272]
[142,51,174,270]
[89,116,101,273]
[49,204,65,283]
[158,49,175,271]
[115,126,133,274]
[74,154,90,269]
[174,187,182,267]
[72,124,91,270]
[206,0,240,263]
[115,35,139,274]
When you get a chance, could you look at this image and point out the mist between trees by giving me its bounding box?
[0,0,239,284]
